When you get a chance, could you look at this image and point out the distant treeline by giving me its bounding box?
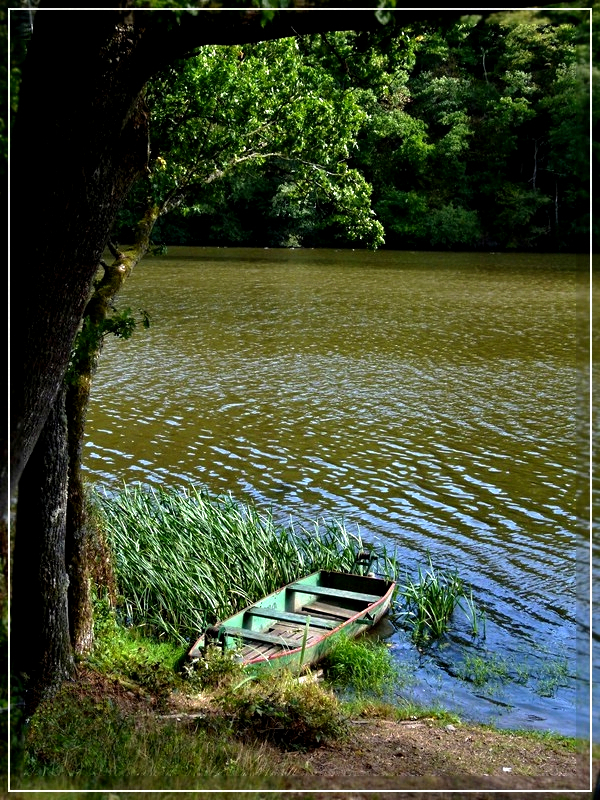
[115,12,591,253]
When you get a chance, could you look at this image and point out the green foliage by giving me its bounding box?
[94,483,397,644]
[536,656,570,698]
[67,306,150,383]
[322,634,400,696]
[87,597,187,708]
[219,670,348,750]
[318,16,587,251]
[457,652,511,687]
[19,683,273,788]
[426,203,482,248]
[116,36,384,249]
[110,13,590,251]
[396,556,484,646]
[185,644,246,691]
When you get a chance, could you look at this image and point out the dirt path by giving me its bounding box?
[169,692,595,795]
[271,715,594,794]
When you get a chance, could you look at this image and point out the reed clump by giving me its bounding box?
[397,555,484,646]
[94,483,396,645]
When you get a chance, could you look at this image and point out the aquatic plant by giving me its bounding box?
[94,483,397,644]
[455,646,570,699]
[456,586,487,638]
[396,556,484,646]
[536,657,569,697]
[457,652,511,687]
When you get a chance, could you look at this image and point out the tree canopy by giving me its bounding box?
[5,1,592,732]
[115,36,385,250]
[133,12,590,252]
[10,3,470,509]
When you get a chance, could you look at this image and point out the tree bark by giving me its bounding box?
[8,10,154,510]
[64,208,159,655]
[11,385,74,718]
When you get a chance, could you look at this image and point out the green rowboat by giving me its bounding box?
[188,570,396,670]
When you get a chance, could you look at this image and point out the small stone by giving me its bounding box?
[445,724,456,732]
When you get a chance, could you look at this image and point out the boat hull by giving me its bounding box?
[189,570,396,671]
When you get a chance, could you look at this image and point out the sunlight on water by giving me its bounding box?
[84,247,591,739]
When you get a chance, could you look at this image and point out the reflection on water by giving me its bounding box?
[84,247,591,739]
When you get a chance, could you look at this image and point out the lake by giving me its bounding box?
[83,247,593,740]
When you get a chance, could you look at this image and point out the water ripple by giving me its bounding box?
[83,248,587,737]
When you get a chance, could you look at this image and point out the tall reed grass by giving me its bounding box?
[95,483,397,645]
[397,555,484,646]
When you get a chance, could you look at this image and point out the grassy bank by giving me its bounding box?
[14,647,590,792]
[15,609,422,790]
[10,483,590,792]
[12,596,591,792]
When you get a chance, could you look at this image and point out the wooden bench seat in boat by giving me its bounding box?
[247,606,338,629]
[287,583,381,604]
[209,625,299,648]
[302,600,373,623]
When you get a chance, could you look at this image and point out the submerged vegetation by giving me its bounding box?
[396,556,486,646]
[455,648,570,699]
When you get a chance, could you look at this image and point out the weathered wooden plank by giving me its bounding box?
[219,626,298,648]
[302,601,372,623]
[248,606,338,629]
[288,583,380,604]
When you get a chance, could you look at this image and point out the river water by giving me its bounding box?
[83,247,593,740]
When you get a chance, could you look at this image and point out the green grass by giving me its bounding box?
[17,683,276,789]
[321,634,402,697]
[94,483,397,644]
[85,596,189,707]
[17,652,348,786]
[218,669,348,750]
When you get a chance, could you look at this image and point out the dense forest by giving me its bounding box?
[113,10,591,253]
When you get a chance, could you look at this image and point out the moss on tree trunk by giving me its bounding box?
[64,206,160,656]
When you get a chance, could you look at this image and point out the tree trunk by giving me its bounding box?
[65,378,94,656]
[11,385,74,719]
[8,10,153,508]
[64,208,160,655]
